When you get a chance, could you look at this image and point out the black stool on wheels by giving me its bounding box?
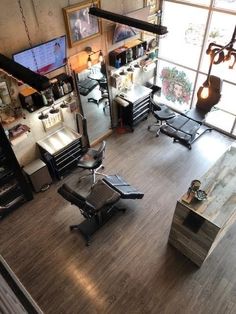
[147,97,176,137]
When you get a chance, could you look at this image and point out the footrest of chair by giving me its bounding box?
[102,175,144,199]
[160,114,202,147]
[160,125,192,142]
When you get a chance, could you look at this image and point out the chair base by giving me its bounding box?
[172,127,213,150]
[147,121,162,137]
[78,165,105,185]
[70,206,126,245]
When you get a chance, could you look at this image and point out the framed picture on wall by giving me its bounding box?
[144,0,157,15]
[63,0,101,47]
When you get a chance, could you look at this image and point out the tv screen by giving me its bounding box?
[12,35,67,75]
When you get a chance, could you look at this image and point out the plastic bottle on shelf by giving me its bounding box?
[59,83,64,97]
[62,81,69,94]
[140,45,144,57]
[41,92,48,106]
[67,81,72,93]
[115,58,120,69]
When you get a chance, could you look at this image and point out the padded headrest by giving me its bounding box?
[57,184,86,208]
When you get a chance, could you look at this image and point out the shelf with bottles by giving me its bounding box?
[49,73,74,101]
[18,73,74,113]
[109,39,147,69]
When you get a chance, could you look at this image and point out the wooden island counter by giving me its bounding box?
[169,144,236,266]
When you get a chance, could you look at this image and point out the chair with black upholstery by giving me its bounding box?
[147,97,176,137]
[57,175,144,245]
[98,77,110,113]
[159,75,222,149]
[58,180,121,245]
[77,140,106,184]
[160,108,211,150]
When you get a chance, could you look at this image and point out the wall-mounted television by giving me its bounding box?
[12,35,67,75]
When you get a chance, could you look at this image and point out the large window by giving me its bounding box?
[157,0,236,136]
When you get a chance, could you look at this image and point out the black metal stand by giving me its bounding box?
[173,127,212,150]
[70,206,126,246]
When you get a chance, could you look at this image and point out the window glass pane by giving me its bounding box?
[215,81,236,115]
[194,74,236,114]
[205,109,235,133]
[213,0,236,10]
[194,74,236,133]
[159,2,208,69]
[156,60,195,111]
[200,12,236,83]
[233,122,236,136]
[179,0,210,5]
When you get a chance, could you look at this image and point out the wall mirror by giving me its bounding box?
[73,60,112,144]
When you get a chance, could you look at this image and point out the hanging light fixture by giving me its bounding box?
[98,50,104,63]
[87,55,92,69]
[89,7,168,35]
[38,111,49,120]
[49,105,59,114]
[196,75,222,113]
[60,101,68,109]
[198,25,236,100]
[85,46,104,68]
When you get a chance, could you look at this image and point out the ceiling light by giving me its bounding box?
[89,7,168,35]
[0,53,50,92]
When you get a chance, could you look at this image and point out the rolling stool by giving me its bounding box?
[147,97,176,137]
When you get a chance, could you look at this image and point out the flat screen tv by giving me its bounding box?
[12,35,67,75]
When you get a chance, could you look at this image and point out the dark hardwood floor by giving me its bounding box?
[0,117,235,314]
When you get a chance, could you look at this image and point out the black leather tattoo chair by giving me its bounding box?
[160,75,222,149]
[160,108,212,149]
[77,77,99,97]
[58,175,144,245]
[147,97,176,137]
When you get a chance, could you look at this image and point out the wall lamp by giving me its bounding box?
[198,25,236,101]
[89,7,168,35]
[196,75,222,113]
[85,46,104,69]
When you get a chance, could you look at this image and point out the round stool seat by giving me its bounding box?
[153,107,176,121]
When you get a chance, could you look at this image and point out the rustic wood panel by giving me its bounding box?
[169,146,236,267]
[0,117,235,314]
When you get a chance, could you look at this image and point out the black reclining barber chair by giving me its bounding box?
[160,75,222,149]
[160,108,212,150]
[77,77,99,97]
[58,175,144,245]
[147,97,176,137]
[77,140,106,184]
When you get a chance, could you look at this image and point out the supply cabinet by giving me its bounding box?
[117,85,152,130]
[37,127,83,180]
[0,123,33,219]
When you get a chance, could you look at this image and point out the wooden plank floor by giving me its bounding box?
[0,118,235,314]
